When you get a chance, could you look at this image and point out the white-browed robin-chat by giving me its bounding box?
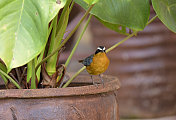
[79,46,110,85]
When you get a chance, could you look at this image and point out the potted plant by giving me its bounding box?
[0,0,175,119]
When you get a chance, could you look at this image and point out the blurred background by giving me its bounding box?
[0,3,176,120]
[60,4,176,120]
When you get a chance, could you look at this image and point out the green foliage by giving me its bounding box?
[46,16,58,76]
[0,62,8,85]
[46,7,70,76]
[31,59,36,89]
[83,0,99,5]
[0,0,65,72]
[0,0,176,89]
[152,0,176,33]
[75,0,150,31]
[0,69,21,89]
[0,62,7,73]
[96,17,129,35]
[49,0,66,22]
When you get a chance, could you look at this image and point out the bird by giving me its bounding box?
[79,46,110,86]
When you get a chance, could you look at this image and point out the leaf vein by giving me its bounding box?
[11,0,25,68]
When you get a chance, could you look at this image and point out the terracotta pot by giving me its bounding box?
[90,11,176,118]
[0,74,120,120]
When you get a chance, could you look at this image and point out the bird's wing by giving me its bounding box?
[82,55,94,66]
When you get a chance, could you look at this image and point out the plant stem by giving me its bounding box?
[0,63,8,86]
[48,20,54,38]
[106,31,138,53]
[35,4,94,72]
[36,50,44,82]
[46,15,58,75]
[31,59,36,89]
[62,66,86,88]
[15,68,21,84]
[147,15,158,25]
[69,1,75,13]
[20,67,27,83]
[63,15,158,88]
[56,0,72,33]
[0,73,8,86]
[46,7,70,76]
[107,15,158,53]
[0,69,21,89]
[35,17,54,79]
[65,14,93,67]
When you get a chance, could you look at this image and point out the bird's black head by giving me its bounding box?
[95,46,106,54]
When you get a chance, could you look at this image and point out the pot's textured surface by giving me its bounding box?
[90,11,176,118]
[0,75,120,120]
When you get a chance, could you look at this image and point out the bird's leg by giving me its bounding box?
[91,75,98,87]
[99,74,104,87]
[91,75,95,85]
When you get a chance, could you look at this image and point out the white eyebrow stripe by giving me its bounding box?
[97,47,102,50]
[103,47,105,50]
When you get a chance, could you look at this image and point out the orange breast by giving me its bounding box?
[86,52,110,75]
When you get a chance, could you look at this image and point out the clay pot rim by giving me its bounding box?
[0,74,120,99]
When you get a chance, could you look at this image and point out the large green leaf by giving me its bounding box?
[75,0,150,31]
[49,0,66,22]
[83,0,99,5]
[0,0,65,72]
[152,0,176,33]
[96,17,129,35]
